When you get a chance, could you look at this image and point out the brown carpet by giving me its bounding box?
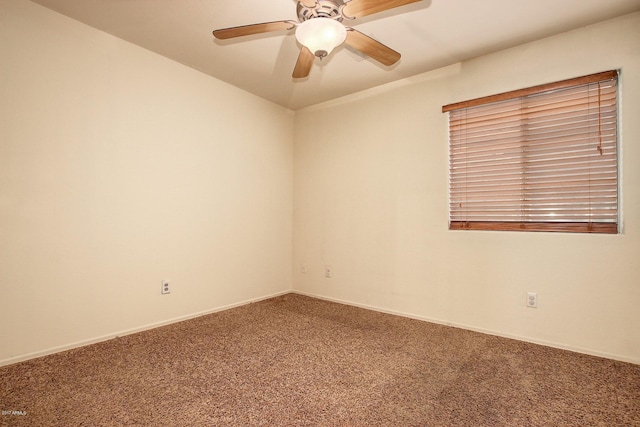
[1,293,639,426]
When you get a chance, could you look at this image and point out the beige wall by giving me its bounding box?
[294,12,640,363]
[0,0,294,365]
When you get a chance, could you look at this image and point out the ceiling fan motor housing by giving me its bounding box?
[297,0,345,22]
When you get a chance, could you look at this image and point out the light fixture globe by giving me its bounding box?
[295,17,347,58]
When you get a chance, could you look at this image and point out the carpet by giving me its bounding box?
[1,293,639,426]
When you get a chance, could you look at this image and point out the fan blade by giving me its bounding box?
[342,0,421,19]
[213,21,294,40]
[292,47,315,78]
[345,29,400,66]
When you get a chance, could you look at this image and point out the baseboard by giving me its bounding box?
[0,289,291,367]
[5,289,636,367]
[291,290,640,365]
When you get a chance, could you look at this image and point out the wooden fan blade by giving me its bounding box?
[345,29,400,66]
[213,21,294,40]
[292,47,315,78]
[342,0,421,19]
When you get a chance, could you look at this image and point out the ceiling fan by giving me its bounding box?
[212,0,422,78]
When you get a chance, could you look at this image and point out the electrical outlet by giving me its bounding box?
[161,280,171,295]
[324,265,332,278]
[527,292,537,308]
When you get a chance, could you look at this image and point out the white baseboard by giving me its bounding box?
[4,289,636,367]
[291,290,640,366]
[0,289,291,367]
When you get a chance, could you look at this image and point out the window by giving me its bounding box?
[443,71,618,234]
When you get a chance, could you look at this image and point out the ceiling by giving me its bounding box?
[29,0,640,110]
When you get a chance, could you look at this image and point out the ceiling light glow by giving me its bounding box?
[295,18,347,58]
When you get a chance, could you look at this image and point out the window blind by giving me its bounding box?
[443,71,618,233]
